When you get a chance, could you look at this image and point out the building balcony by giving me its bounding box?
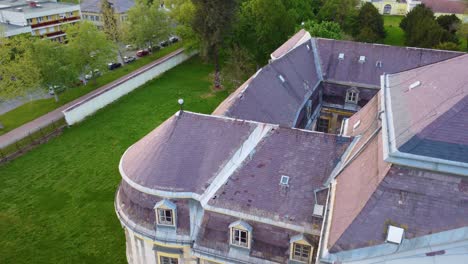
[31,16,80,29]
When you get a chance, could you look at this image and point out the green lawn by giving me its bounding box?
[0,56,229,263]
[0,43,182,136]
[383,15,405,46]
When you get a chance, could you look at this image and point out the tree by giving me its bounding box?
[221,45,256,89]
[436,14,461,34]
[283,0,319,24]
[101,0,124,63]
[64,21,117,83]
[191,0,238,89]
[124,0,171,49]
[317,0,358,30]
[235,0,295,64]
[458,23,468,51]
[0,35,41,100]
[353,2,385,42]
[0,35,41,129]
[166,0,200,51]
[299,20,343,40]
[400,4,454,48]
[31,39,78,101]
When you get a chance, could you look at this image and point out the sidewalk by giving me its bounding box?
[0,48,184,149]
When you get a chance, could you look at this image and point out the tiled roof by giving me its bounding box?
[387,54,468,162]
[328,132,390,250]
[421,0,467,14]
[120,112,257,194]
[80,0,134,13]
[316,38,463,87]
[195,211,310,263]
[209,127,351,227]
[330,157,468,252]
[216,41,321,126]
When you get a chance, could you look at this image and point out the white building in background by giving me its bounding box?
[0,0,81,40]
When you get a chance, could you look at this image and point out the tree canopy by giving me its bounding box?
[353,2,385,43]
[318,0,358,31]
[124,0,171,49]
[400,4,460,49]
[299,20,343,40]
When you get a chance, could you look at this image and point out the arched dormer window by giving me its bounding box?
[345,87,359,104]
[154,199,177,227]
[290,234,314,263]
[229,220,252,249]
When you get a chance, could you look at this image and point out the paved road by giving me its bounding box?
[0,48,184,149]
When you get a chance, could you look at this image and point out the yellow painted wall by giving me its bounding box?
[372,1,407,15]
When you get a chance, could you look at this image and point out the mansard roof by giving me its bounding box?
[209,127,351,229]
[383,54,468,174]
[213,35,463,127]
[120,112,257,195]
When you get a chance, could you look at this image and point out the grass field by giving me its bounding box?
[0,57,229,263]
[383,15,405,46]
[0,43,182,136]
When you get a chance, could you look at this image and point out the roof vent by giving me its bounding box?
[359,56,366,64]
[338,53,345,60]
[376,60,382,68]
[386,225,404,244]
[313,204,324,217]
[280,175,290,186]
[306,44,310,51]
[278,74,286,83]
[16,7,23,11]
[409,81,421,90]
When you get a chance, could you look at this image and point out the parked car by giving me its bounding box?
[159,40,169,47]
[108,62,122,70]
[84,69,101,80]
[48,85,65,95]
[124,56,136,64]
[136,49,149,57]
[125,44,134,50]
[169,36,179,44]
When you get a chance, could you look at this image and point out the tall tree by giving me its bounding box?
[124,0,171,49]
[101,0,124,63]
[436,14,461,34]
[235,0,295,64]
[353,3,385,43]
[0,35,41,129]
[166,0,199,51]
[31,39,78,101]
[318,0,358,31]
[64,21,117,83]
[299,20,343,40]
[191,0,238,89]
[400,4,455,48]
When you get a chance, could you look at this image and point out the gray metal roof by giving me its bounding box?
[80,0,134,14]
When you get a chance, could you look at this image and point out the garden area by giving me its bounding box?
[0,57,229,263]
[383,15,405,46]
[0,42,182,136]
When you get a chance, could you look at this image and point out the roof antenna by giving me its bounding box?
[178,98,184,114]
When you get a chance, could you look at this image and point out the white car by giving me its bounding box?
[85,69,101,80]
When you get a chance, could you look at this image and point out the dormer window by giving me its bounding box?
[229,220,252,249]
[345,87,359,104]
[154,199,177,227]
[157,208,173,225]
[292,243,312,262]
[290,234,314,263]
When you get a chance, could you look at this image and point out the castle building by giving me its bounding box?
[0,0,81,40]
[365,0,467,22]
[115,30,468,264]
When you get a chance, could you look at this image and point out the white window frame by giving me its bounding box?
[345,88,359,104]
[159,256,178,264]
[292,242,312,263]
[231,227,249,248]
[157,208,174,226]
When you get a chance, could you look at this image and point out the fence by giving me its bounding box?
[63,49,195,125]
[0,119,66,164]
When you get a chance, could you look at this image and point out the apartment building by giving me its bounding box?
[0,0,81,40]
[80,0,134,30]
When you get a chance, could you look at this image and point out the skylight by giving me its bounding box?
[280,175,290,185]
